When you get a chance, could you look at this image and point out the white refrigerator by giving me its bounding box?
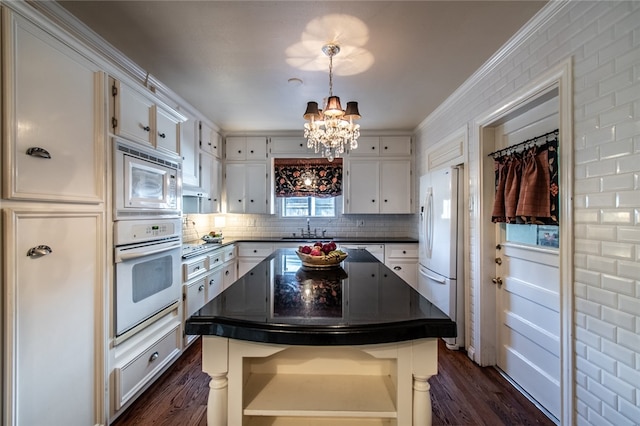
[419,166,465,350]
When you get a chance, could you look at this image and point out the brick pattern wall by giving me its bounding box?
[415,1,639,424]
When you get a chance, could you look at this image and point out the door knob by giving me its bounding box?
[495,257,502,265]
[492,277,503,286]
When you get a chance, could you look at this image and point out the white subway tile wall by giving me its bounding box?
[415,1,639,424]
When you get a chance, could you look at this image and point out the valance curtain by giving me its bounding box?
[274,158,343,198]
[491,130,559,225]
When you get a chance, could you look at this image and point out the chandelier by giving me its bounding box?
[303,44,361,162]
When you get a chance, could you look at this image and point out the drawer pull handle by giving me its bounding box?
[209,279,215,286]
[26,147,52,159]
[149,351,159,362]
[393,266,402,271]
[199,284,205,292]
[27,245,53,258]
[143,126,151,132]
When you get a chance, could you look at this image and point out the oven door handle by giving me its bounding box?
[115,242,181,263]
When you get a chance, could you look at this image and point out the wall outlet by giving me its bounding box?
[357,220,365,227]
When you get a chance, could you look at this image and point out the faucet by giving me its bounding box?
[307,218,311,235]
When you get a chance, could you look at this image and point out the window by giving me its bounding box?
[282,197,335,217]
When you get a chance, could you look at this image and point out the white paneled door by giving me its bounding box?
[495,243,560,419]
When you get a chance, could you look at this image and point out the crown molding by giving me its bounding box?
[414,0,570,133]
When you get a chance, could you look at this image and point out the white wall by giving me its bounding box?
[415,1,640,425]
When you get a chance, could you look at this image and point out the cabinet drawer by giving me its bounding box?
[183,257,208,281]
[114,324,180,409]
[223,245,236,262]
[185,276,207,317]
[385,244,419,260]
[238,243,273,258]
[207,249,225,269]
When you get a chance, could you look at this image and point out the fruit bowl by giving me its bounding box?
[201,235,222,243]
[295,250,348,268]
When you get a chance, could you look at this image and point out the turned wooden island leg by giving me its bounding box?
[202,337,229,426]
[413,374,433,425]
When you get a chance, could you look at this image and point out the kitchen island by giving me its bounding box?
[186,248,456,426]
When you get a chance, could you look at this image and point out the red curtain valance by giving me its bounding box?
[274,158,342,198]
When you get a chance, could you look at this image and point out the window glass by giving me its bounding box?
[505,224,559,248]
[282,197,335,217]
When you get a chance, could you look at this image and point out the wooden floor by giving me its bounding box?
[112,338,556,426]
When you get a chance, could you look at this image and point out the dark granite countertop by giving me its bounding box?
[186,248,455,346]
[213,236,418,245]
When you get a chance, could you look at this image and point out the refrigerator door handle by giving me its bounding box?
[426,188,434,256]
[419,267,446,284]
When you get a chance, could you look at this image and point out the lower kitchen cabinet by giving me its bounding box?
[2,209,106,425]
[237,242,274,278]
[384,244,419,289]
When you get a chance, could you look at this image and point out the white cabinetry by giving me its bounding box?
[199,152,223,214]
[384,243,419,289]
[346,159,412,214]
[3,209,105,426]
[237,243,274,278]
[225,163,271,214]
[349,136,411,157]
[338,244,385,262]
[179,108,200,187]
[2,12,104,203]
[269,136,309,155]
[110,78,185,154]
[200,122,222,158]
[225,136,268,160]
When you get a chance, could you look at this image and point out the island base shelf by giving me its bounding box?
[243,373,397,418]
[245,417,397,425]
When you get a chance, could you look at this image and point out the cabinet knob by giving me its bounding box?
[371,146,376,150]
[384,199,388,202]
[26,147,51,159]
[209,279,215,286]
[158,132,166,138]
[393,266,402,271]
[237,150,242,154]
[199,284,205,292]
[372,199,376,203]
[250,199,254,203]
[143,125,150,132]
[384,146,389,150]
[250,150,254,154]
[225,270,230,276]
[149,351,159,363]
[27,245,53,258]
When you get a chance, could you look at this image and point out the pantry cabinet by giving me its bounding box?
[3,209,105,426]
[2,11,105,203]
[345,159,412,214]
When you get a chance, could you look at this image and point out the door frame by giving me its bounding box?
[470,57,573,425]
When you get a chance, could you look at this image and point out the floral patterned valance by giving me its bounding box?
[274,158,342,198]
[491,131,559,225]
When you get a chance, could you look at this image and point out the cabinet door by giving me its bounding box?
[245,163,269,214]
[222,260,237,289]
[4,209,104,426]
[155,105,180,155]
[225,163,246,213]
[206,268,224,302]
[246,137,267,160]
[380,136,411,156]
[270,137,309,155]
[346,160,379,213]
[380,159,412,213]
[200,123,221,158]
[225,137,246,161]
[349,136,379,156]
[179,110,200,187]
[200,152,222,214]
[114,80,155,146]
[3,15,104,203]
[185,276,207,318]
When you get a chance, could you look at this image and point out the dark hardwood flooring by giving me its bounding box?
[112,338,555,426]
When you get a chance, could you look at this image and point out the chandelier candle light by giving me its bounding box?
[303,44,360,162]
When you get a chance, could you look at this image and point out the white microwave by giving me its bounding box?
[113,138,182,219]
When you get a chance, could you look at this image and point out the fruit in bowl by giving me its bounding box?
[296,241,347,267]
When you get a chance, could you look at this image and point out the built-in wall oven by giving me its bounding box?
[113,137,182,220]
[113,218,182,338]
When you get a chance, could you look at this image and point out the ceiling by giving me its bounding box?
[57,1,547,134]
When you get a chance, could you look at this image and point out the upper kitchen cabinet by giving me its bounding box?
[225,163,271,214]
[349,136,411,157]
[179,108,200,187]
[269,136,310,156]
[345,159,412,214]
[1,10,105,203]
[200,122,222,158]
[199,151,222,214]
[225,136,268,161]
[110,77,186,155]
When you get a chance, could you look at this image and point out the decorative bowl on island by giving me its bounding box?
[296,241,347,268]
